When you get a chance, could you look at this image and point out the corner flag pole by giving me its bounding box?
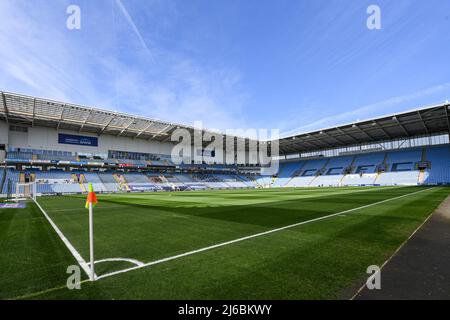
[89,200,95,281]
[86,183,98,281]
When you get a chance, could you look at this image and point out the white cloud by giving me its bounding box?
[0,0,107,103]
[0,0,248,132]
[10,1,442,137]
[108,56,248,130]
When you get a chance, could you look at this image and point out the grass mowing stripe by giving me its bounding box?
[7,186,447,300]
[36,187,426,271]
[96,187,434,281]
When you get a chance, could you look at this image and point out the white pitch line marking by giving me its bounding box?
[96,187,435,281]
[33,198,95,279]
[88,257,145,267]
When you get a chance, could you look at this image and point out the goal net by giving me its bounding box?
[15,182,37,202]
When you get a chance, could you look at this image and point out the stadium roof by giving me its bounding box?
[0,91,239,144]
[1,91,449,154]
[278,102,450,155]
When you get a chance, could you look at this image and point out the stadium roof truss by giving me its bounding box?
[0,92,236,146]
[278,102,450,155]
[1,91,449,154]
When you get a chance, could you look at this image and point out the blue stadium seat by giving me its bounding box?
[423,145,450,184]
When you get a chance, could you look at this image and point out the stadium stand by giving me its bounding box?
[272,162,303,187]
[97,172,121,192]
[385,149,422,171]
[34,170,81,194]
[423,145,450,184]
[147,173,171,187]
[123,173,151,184]
[215,174,250,188]
[254,175,273,188]
[121,172,161,192]
[341,152,386,186]
[352,152,386,174]
[285,158,327,187]
[163,174,183,184]
[375,149,422,185]
[2,169,20,194]
[7,148,80,162]
[309,156,354,187]
[191,174,229,189]
[376,170,420,186]
[172,173,195,185]
[1,143,450,196]
[82,172,108,193]
[6,151,33,160]
[0,168,4,192]
[237,175,258,187]
[0,92,449,196]
[341,173,378,186]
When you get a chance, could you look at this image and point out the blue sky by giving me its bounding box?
[1,0,450,136]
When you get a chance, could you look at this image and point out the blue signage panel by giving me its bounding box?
[58,134,98,147]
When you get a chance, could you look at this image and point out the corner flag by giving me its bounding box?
[85,183,98,209]
[85,182,97,281]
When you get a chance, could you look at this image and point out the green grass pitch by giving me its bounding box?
[1,186,449,300]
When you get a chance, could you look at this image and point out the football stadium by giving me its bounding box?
[2,0,450,307]
[0,91,449,300]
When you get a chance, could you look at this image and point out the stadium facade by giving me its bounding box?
[0,91,449,197]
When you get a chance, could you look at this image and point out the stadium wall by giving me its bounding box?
[0,120,174,156]
[0,120,249,165]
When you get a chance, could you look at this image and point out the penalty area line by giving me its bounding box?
[96,187,435,281]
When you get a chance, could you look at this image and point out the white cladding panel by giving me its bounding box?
[3,121,174,156]
[1,120,251,164]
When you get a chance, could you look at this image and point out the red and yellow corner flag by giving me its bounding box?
[85,183,98,209]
